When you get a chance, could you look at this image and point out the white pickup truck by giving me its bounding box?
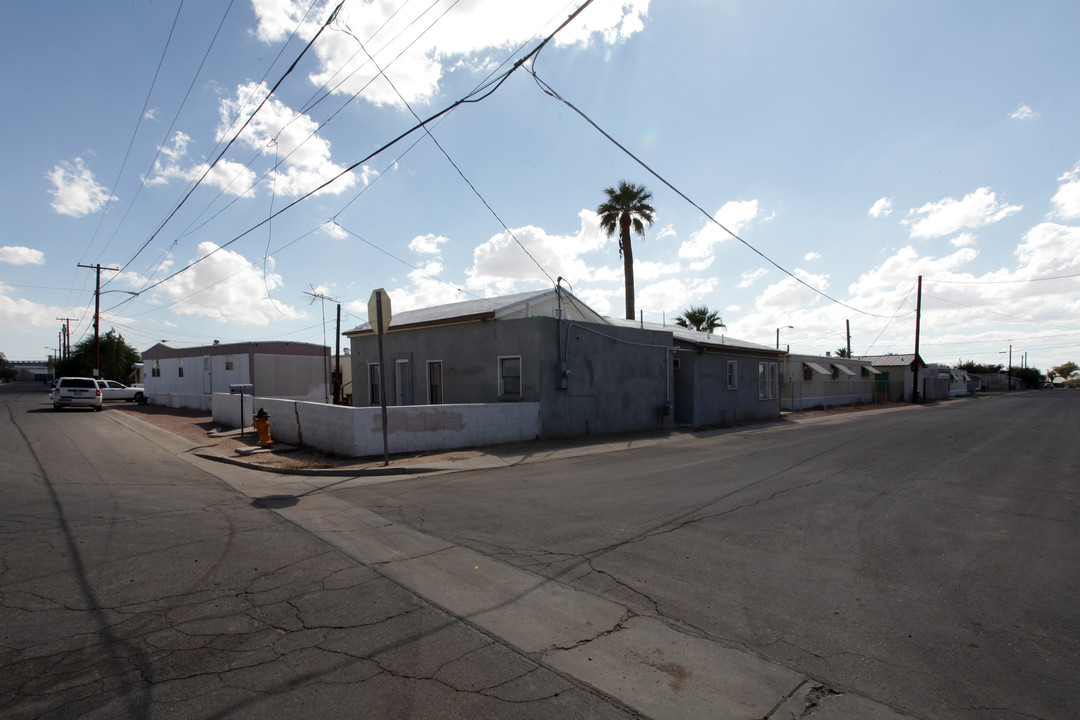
[96,380,147,404]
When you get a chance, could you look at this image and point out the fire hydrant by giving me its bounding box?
[252,408,274,448]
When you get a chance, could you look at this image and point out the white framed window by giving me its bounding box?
[151,360,161,377]
[758,361,778,399]
[225,356,234,371]
[368,363,381,405]
[427,361,443,404]
[727,360,737,390]
[498,356,522,398]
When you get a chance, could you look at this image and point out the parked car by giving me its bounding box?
[1041,382,1054,389]
[52,377,102,411]
[96,379,146,403]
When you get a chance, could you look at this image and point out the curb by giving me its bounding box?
[192,451,446,477]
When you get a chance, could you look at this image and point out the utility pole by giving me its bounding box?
[303,287,337,404]
[56,318,75,360]
[333,303,342,405]
[1007,344,1013,392]
[912,275,923,404]
[77,264,120,376]
[846,319,851,358]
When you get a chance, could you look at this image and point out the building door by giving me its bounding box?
[202,355,212,394]
[395,359,411,406]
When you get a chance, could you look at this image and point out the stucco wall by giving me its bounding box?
[212,393,541,457]
[673,349,780,426]
[349,317,674,438]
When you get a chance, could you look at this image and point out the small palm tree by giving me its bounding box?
[597,181,656,320]
[675,305,725,333]
[835,347,852,358]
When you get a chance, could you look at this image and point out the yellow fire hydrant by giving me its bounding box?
[252,408,274,448]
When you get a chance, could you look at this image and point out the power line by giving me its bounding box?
[527,69,897,320]
[334,13,557,287]
[330,220,481,299]
[116,0,346,278]
[106,1,597,314]
[926,272,1080,285]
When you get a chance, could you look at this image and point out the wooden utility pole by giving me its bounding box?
[56,318,75,360]
[846,319,851,358]
[333,303,342,405]
[77,264,119,376]
[912,275,923,404]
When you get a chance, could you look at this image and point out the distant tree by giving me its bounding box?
[597,181,656,320]
[1011,367,1043,390]
[675,306,725,333]
[54,329,141,381]
[957,360,1004,374]
[0,351,15,382]
[1052,361,1079,380]
[834,347,852,358]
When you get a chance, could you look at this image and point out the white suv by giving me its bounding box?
[52,377,103,411]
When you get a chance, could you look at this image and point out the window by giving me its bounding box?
[499,356,522,398]
[831,365,840,381]
[803,364,813,382]
[758,361,778,399]
[225,356,234,371]
[178,359,184,378]
[368,363,381,405]
[727,360,737,390]
[428,361,443,404]
[151,360,161,377]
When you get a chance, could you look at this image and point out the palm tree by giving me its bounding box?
[675,305,726,333]
[835,347,852,358]
[597,181,656,320]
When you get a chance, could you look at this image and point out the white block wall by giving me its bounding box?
[212,394,541,458]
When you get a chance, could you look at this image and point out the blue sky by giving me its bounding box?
[2,0,1079,375]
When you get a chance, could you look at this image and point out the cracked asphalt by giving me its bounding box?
[1,385,636,719]
[4,383,1078,719]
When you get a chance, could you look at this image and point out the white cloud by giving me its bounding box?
[157,241,304,324]
[804,251,821,261]
[47,158,115,217]
[217,81,364,197]
[950,232,977,248]
[1051,163,1080,220]
[409,234,449,255]
[0,246,45,265]
[738,268,769,287]
[678,199,760,267]
[466,210,607,291]
[903,187,1021,239]
[150,132,258,197]
[1010,104,1039,120]
[754,269,829,313]
[0,282,63,332]
[252,0,650,108]
[868,197,892,218]
[636,277,718,315]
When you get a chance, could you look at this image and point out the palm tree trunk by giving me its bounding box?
[621,215,635,320]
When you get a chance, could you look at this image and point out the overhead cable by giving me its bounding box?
[527,69,896,320]
[105,0,597,314]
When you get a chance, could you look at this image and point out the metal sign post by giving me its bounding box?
[368,289,392,466]
[230,384,254,437]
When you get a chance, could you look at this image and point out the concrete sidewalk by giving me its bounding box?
[160,403,937,719]
[191,401,929,478]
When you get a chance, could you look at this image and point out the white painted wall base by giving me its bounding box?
[212,394,541,458]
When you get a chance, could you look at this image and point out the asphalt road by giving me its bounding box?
[330,391,1080,720]
[0,383,638,719]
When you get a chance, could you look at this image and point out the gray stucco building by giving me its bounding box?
[345,289,783,439]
